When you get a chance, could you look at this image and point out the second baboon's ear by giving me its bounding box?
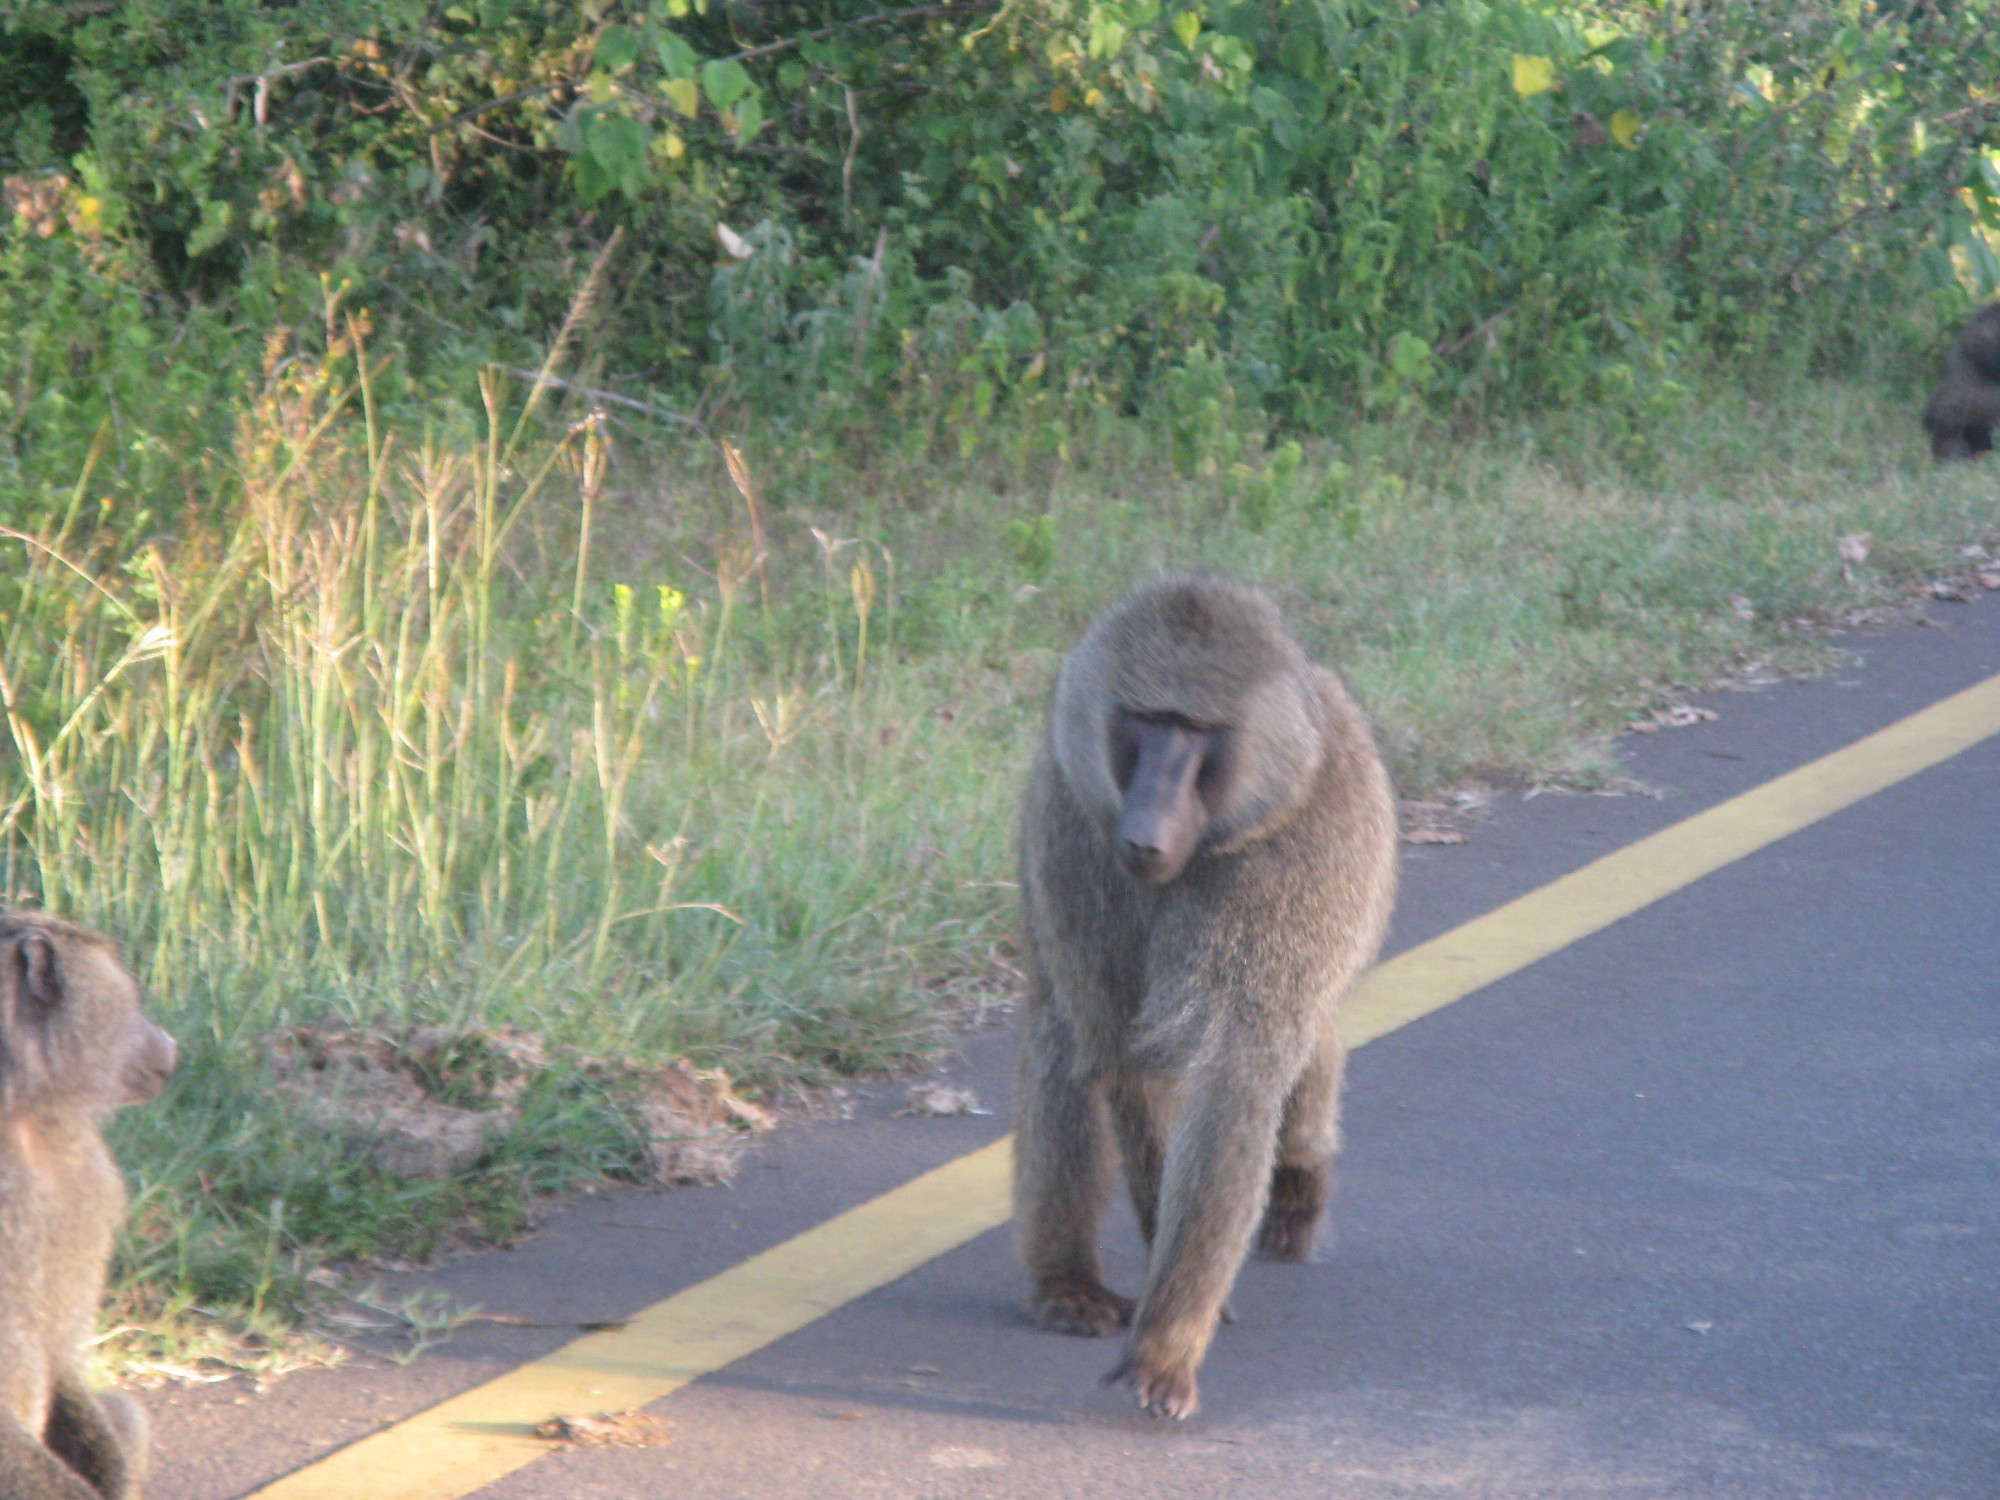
[12,934,63,1012]
[0,936,46,1108]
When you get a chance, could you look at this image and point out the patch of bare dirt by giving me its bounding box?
[594,1056,775,1185]
[267,1024,772,1185]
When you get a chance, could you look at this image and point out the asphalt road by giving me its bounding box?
[149,595,2000,1500]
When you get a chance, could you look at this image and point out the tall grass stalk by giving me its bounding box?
[0,296,994,1079]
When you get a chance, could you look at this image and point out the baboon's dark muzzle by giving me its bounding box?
[1115,722,1209,884]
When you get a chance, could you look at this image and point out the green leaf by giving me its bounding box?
[1087,16,1127,59]
[1966,233,2000,292]
[586,115,651,198]
[1172,10,1200,50]
[187,199,232,258]
[1205,34,1252,74]
[1002,514,1056,583]
[555,102,591,156]
[702,58,751,110]
[572,153,614,204]
[661,77,700,118]
[596,24,639,73]
[733,90,764,144]
[1388,331,1434,383]
[655,31,698,79]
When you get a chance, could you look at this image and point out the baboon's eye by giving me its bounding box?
[1194,730,1234,806]
[1110,717,1140,790]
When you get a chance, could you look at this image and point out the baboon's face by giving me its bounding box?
[1109,708,1233,884]
[80,948,179,1105]
[0,925,178,1116]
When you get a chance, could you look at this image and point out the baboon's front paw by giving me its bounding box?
[1032,1276,1134,1337]
[1255,1163,1327,1261]
[1103,1348,1200,1420]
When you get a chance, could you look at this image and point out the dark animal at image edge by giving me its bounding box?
[1014,574,1398,1419]
[0,911,177,1499]
[1922,301,2000,460]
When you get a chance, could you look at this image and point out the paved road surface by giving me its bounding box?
[150,596,2000,1499]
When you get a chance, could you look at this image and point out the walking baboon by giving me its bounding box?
[0,910,177,1499]
[1922,302,2000,460]
[1014,575,1397,1419]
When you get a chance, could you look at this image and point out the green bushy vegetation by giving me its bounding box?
[0,0,1997,1367]
[4,0,1998,472]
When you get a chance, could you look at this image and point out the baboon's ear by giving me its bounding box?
[11,933,63,1012]
[0,935,53,1108]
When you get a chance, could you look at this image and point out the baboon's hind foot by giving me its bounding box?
[1255,1162,1329,1261]
[1031,1275,1134,1337]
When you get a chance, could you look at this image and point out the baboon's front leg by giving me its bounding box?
[1109,1054,1287,1418]
[1015,999,1132,1336]
[1257,1026,1344,1261]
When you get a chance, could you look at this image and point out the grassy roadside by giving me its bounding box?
[3,335,1996,1377]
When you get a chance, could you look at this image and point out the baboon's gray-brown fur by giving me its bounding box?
[0,910,176,1499]
[1922,302,2000,461]
[1014,576,1398,1419]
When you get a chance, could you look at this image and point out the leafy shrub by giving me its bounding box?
[1,0,1995,490]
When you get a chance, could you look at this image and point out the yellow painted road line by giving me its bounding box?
[250,670,2000,1500]
[252,1141,1015,1500]
[1344,670,2000,1045]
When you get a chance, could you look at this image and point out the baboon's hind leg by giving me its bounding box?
[1015,999,1133,1336]
[1256,1027,1344,1261]
[45,1381,145,1500]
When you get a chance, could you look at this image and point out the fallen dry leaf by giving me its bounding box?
[534,1411,672,1448]
[895,1082,989,1118]
[1928,577,1974,602]
[1836,532,1874,566]
[1629,704,1717,735]
[713,221,754,261]
[1655,704,1718,728]
[1979,570,2000,591]
[1402,828,1468,845]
